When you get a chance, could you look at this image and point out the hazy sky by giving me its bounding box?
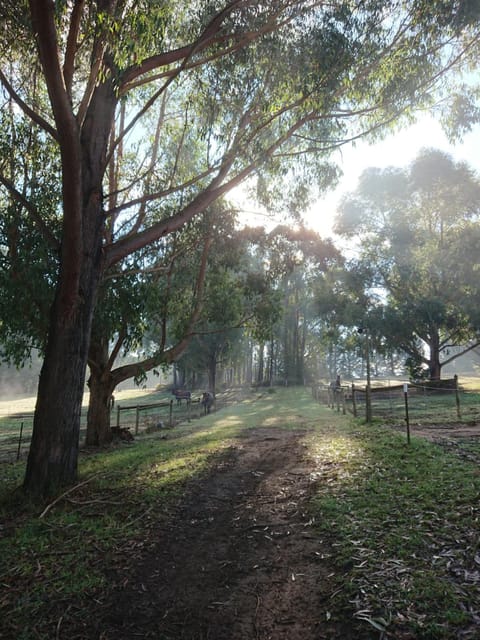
[305,116,480,239]
[232,115,480,238]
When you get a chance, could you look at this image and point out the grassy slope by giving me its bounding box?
[1,387,479,639]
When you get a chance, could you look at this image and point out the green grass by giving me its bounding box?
[307,418,480,639]
[1,387,479,639]
[362,389,480,425]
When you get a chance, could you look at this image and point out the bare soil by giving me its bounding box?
[393,421,480,464]
[73,427,369,640]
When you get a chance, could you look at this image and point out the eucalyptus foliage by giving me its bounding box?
[335,148,480,379]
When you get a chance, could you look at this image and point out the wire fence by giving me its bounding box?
[312,377,480,427]
[0,392,235,464]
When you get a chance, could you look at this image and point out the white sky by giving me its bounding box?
[304,116,480,239]
[232,116,480,240]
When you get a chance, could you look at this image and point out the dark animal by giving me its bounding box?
[111,427,134,442]
[201,391,214,415]
[172,389,191,404]
[330,375,341,392]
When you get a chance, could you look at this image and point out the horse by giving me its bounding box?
[201,391,214,415]
[172,389,191,404]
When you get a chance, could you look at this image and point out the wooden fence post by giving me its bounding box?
[365,385,372,424]
[404,383,410,445]
[169,399,173,427]
[454,374,461,419]
[351,383,357,417]
[135,405,140,435]
[116,405,120,427]
[16,421,24,461]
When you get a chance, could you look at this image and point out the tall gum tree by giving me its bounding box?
[334,149,480,380]
[0,1,479,495]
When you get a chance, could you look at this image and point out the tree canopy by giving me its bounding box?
[334,148,480,379]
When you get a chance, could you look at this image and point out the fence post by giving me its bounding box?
[351,383,357,417]
[116,405,120,427]
[169,399,173,427]
[16,421,24,461]
[342,390,346,415]
[135,405,140,435]
[403,383,410,445]
[453,374,461,419]
[365,385,372,424]
[187,399,191,422]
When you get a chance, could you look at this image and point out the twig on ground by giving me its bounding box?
[39,474,102,519]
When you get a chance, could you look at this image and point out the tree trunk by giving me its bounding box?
[268,336,276,385]
[257,342,265,384]
[23,234,103,496]
[207,352,217,394]
[85,337,115,446]
[428,329,442,381]
[23,76,115,496]
[86,369,115,446]
[245,340,253,384]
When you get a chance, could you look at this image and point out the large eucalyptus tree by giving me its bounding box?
[334,149,480,380]
[0,1,478,495]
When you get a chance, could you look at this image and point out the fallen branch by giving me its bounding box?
[39,474,102,519]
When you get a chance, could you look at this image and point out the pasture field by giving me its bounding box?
[0,387,239,462]
[319,375,480,426]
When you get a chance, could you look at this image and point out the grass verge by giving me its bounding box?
[306,411,480,639]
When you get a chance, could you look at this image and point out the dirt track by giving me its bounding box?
[78,427,366,640]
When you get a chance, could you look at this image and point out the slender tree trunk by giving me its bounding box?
[298,310,306,384]
[267,337,274,385]
[257,342,265,384]
[428,330,442,380]
[207,352,217,394]
[85,337,115,446]
[246,340,253,384]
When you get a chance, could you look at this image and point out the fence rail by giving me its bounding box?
[312,377,480,426]
[0,392,230,464]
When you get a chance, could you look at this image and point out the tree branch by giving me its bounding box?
[0,172,59,249]
[0,70,58,141]
[63,0,85,98]
[105,166,217,219]
[107,326,128,371]
[119,0,247,89]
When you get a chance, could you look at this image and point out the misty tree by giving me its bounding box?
[334,148,480,380]
[0,88,59,365]
[246,225,341,385]
[1,2,479,495]
[85,213,216,446]
[175,228,282,393]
